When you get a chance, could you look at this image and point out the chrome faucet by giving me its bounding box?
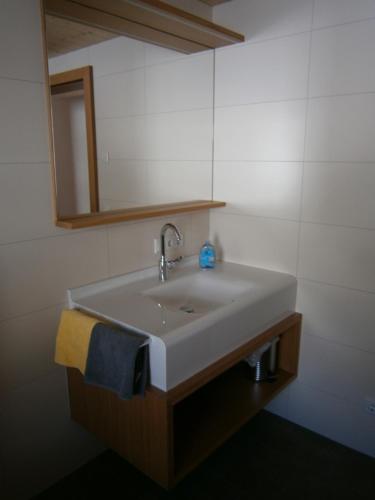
[159,223,182,282]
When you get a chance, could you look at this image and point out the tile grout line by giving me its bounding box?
[215,210,375,233]
[290,378,366,409]
[0,161,50,166]
[96,105,214,120]
[302,330,375,357]
[0,302,66,326]
[214,91,375,112]
[91,50,209,79]
[211,50,216,202]
[297,276,375,298]
[0,74,44,85]
[0,225,108,248]
[213,159,375,164]
[288,0,314,421]
[312,12,375,33]
[295,0,315,279]
[216,13,375,55]
[0,160,50,168]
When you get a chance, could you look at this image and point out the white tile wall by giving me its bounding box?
[144,42,185,66]
[301,162,375,229]
[298,223,375,293]
[210,212,299,274]
[145,53,213,113]
[214,162,302,220]
[0,230,109,321]
[313,0,375,28]
[305,94,375,162]
[146,161,212,204]
[288,381,375,457]
[0,0,44,82]
[215,100,306,161]
[215,33,310,106]
[191,211,210,255]
[48,47,89,75]
[309,19,375,97]
[214,0,314,42]
[95,69,145,118]
[0,79,49,164]
[98,160,147,206]
[297,279,375,353]
[0,163,61,244]
[145,109,213,161]
[96,115,147,161]
[88,37,145,76]
[298,333,375,405]
[0,305,63,398]
[213,0,375,457]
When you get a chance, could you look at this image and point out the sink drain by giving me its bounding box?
[179,304,195,313]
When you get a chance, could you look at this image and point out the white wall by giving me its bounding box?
[49,38,214,211]
[0,1,209,499]
[213,0,375,457]
[52,94,91,215]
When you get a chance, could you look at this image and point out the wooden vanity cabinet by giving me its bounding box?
[67,312,302,489]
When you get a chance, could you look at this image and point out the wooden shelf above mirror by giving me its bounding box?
[43,0,244,54]
[56,200,226,229]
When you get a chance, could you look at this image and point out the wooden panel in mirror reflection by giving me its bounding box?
[44,0,244,54]
[50,66,99,216]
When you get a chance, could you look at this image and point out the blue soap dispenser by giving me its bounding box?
[199,241,216,269]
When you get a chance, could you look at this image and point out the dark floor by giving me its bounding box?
[33,411,374,500]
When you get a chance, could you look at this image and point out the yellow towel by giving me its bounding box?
[55,309,100,374]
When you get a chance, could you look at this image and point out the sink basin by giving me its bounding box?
[142,272,253,314]
[68,259,297,391]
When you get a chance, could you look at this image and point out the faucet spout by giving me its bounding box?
[159,223,182,282]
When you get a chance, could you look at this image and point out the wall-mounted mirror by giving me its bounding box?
[41,1,233,228]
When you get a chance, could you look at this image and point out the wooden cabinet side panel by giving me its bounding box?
[67,368,172,488]
[278,316,302,374]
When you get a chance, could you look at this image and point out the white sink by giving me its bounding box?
[68,259,297,391]
[143,272,254,314]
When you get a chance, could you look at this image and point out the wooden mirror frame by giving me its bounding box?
[41,0,226,229]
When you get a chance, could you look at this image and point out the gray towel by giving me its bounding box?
[84,323,149,400]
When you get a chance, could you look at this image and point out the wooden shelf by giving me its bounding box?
[56,200,226,229]
[173,365,295,479]
[44,0,245,54]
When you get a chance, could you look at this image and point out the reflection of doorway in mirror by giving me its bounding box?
[49,66,99,218]
[51,84,90,216]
